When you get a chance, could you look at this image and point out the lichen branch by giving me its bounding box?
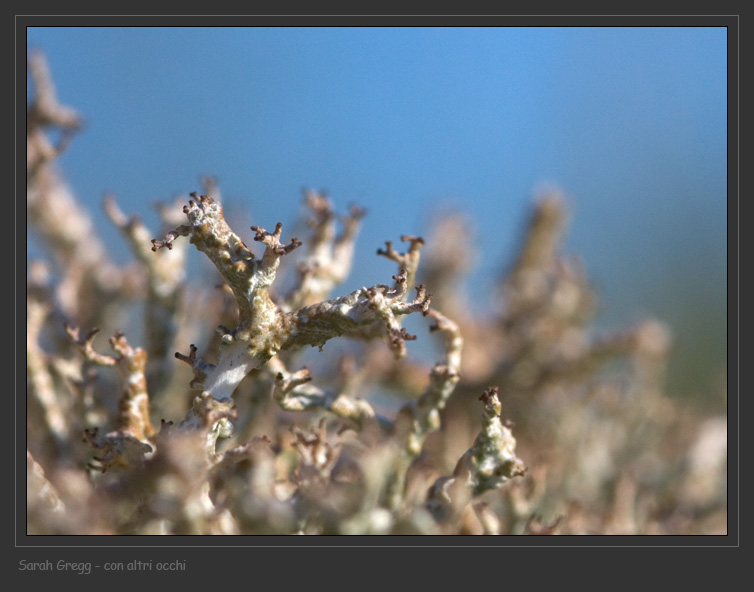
[377,235,425,296]
[426,386,526,523]
[272,364,375,426]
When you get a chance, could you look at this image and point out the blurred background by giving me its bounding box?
[25,26,728,410]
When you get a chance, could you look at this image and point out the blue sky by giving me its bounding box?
[25,25,729,398]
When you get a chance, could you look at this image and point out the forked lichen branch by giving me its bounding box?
[152,193,432,401]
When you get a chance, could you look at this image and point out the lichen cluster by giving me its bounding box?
[26,50,727,535]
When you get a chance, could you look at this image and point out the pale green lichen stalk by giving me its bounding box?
[426,386,527,523]
[461,386,527,497]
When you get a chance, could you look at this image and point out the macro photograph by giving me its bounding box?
[24,22,730,540]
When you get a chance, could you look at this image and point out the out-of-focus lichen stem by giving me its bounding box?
[67,326,156,471]
[384,308,463,511]
[270,360,375,427]
[104,194,187,395]
[284,190,366,309]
